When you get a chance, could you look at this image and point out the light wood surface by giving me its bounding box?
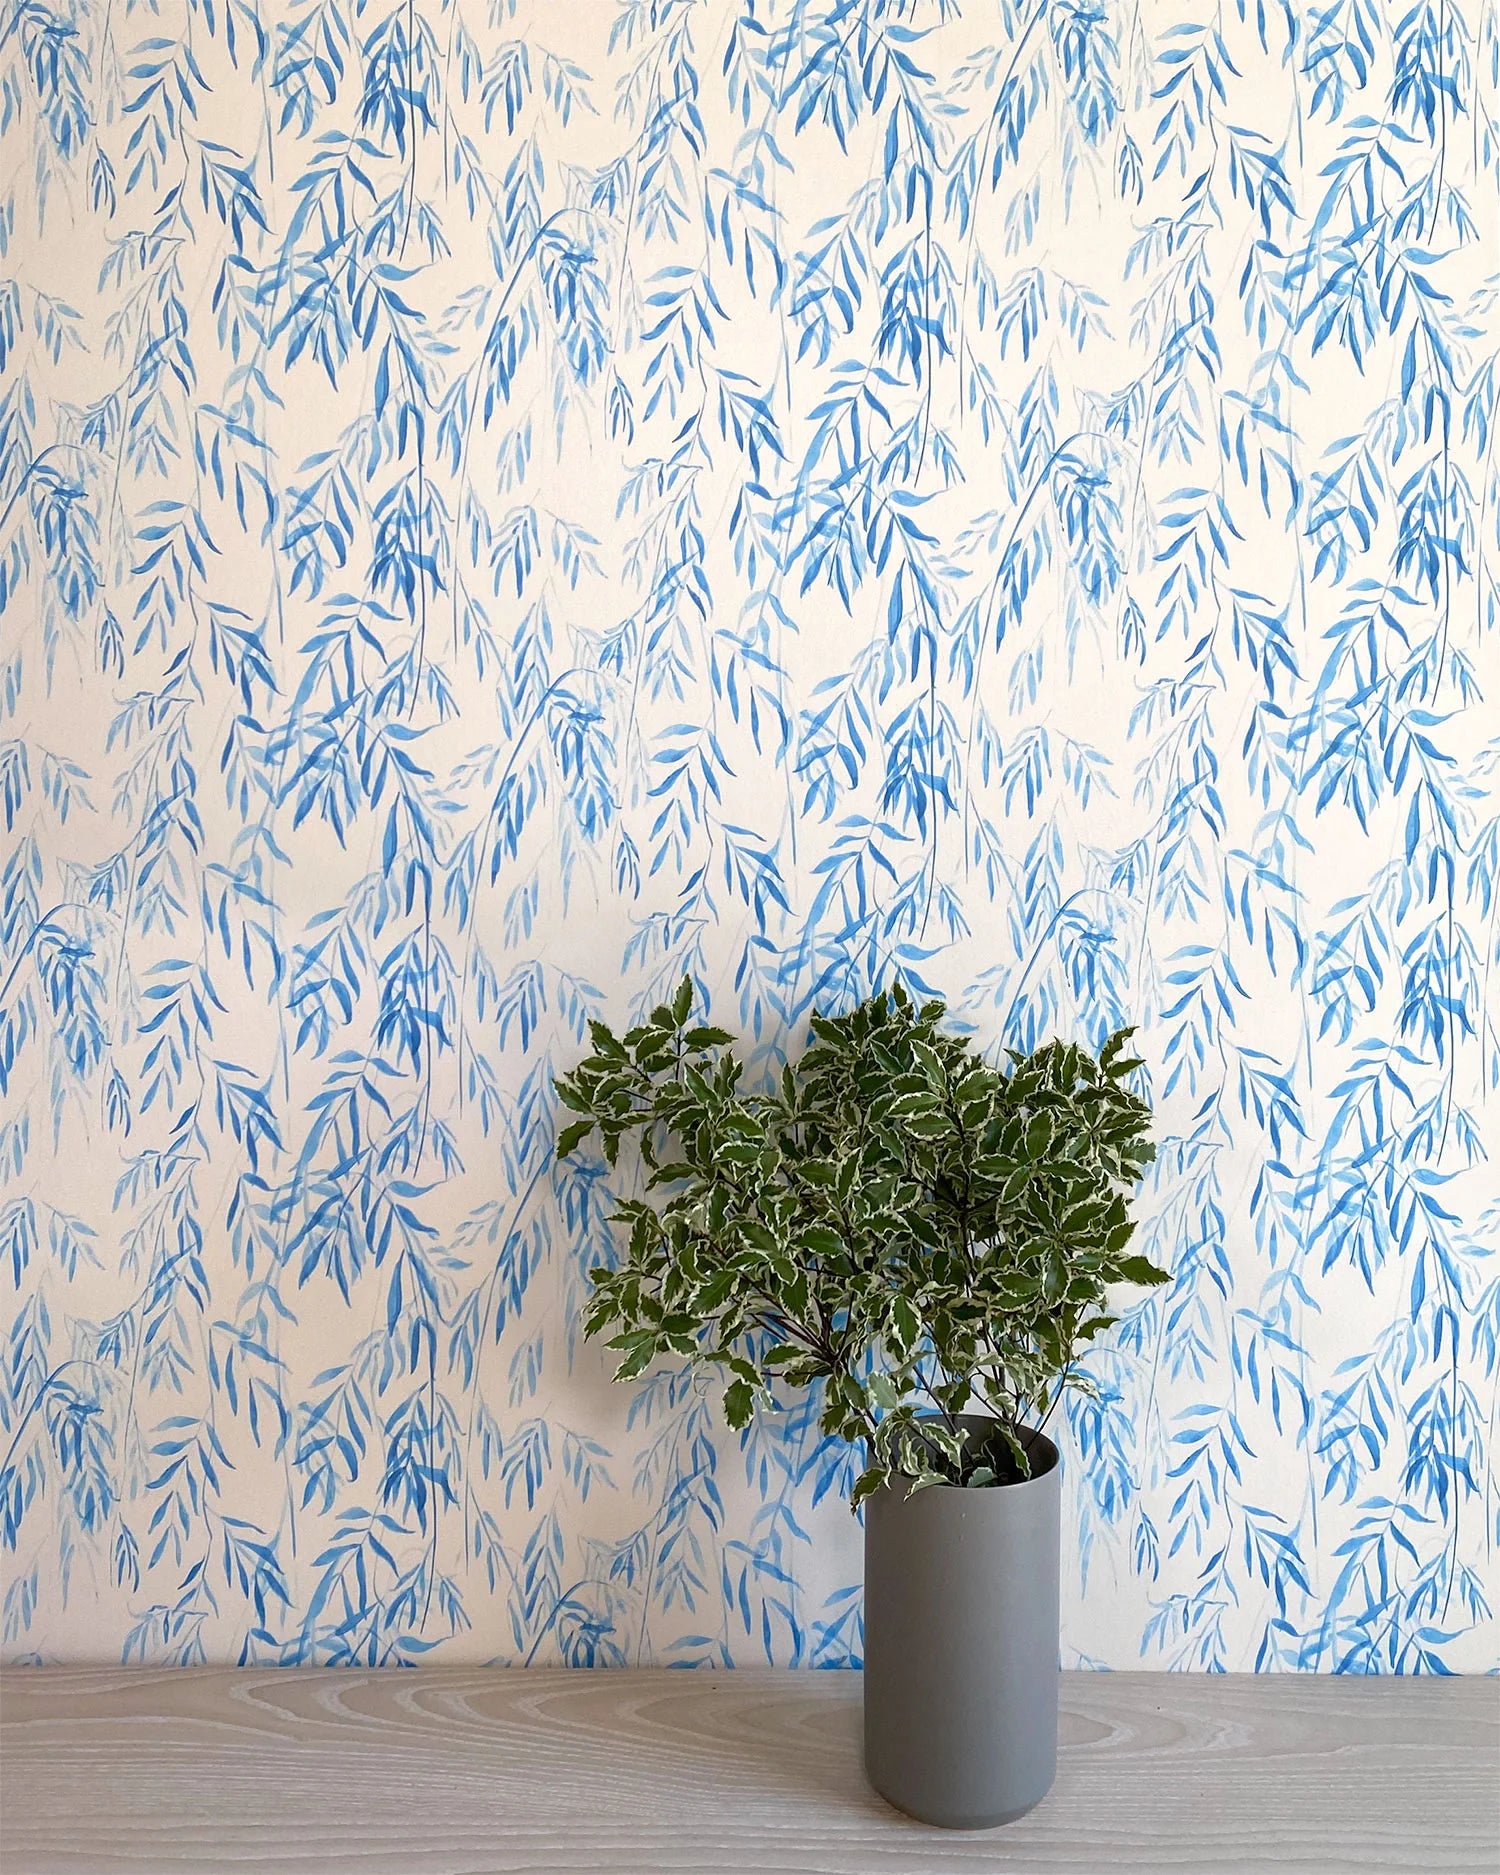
[0,1666,1495,1874]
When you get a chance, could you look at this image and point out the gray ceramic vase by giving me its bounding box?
[862,1419,1061,1830]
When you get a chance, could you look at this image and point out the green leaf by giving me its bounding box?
[696,1270,738,1313]
[850,1465,891,1512]
[672,976,694,1025]
[800,1225,844,1257]
[1116,1254,1171,1287]
[867,1372,902,1411]
[1099,1026,1134,1067]
[611,1334,659,1382]
[587,1019,628,1058]
[723,1378,755,1430]
[910,1039,946,1083]
[646,1160,697,1187]
[887,1295,920,1360]
[908,1421,964,1471]
[783,1269,809,1319]
[556,1119,594,1159]
[775,1354,828,1387]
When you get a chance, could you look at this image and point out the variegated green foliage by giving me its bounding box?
[557,982,1166,1507]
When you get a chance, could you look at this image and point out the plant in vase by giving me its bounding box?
[555,979,1166,1829]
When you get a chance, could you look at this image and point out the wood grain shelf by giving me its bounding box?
[1,1665,1495,1874]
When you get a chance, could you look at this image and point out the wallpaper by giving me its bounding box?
[1,0,1497,1674]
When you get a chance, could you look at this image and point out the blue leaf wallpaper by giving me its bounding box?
[1,0,1497,1673]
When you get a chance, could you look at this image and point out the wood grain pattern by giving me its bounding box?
[1,1667,1495,1875]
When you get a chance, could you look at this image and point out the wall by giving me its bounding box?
[2,0,1496,1672]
